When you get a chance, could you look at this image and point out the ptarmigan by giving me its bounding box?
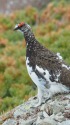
[14,22,70,107]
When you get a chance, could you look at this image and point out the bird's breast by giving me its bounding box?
[26,57,47,87]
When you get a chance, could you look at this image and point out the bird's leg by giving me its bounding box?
[31,87,51,108]
[42,90,53,106]
[34,87,51,107]
[35,87,43,107]
[31,87,43,108]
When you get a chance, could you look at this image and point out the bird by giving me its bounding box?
[14,22,70,107]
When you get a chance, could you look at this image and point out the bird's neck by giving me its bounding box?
[24,30,38,58]
[24,29,35,43]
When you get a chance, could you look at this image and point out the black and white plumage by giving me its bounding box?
[14,22,70,107]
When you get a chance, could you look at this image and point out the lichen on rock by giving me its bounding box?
[0,93,70,125]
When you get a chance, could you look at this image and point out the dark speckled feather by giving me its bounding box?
[23,24,70,88]
[14,23,70,89]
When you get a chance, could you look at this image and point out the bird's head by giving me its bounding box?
[14,22,31,33]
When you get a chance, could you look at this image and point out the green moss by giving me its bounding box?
[0,97,23,113]
[50,30,70,64]
[0,17,13,29]
[2,31,23,42]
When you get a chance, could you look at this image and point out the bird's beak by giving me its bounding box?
[13,24,19,31]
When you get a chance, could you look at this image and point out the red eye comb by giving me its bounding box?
[18,22,25,27]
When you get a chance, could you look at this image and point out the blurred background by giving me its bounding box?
[0,0,70,114]
[0,0,50,14]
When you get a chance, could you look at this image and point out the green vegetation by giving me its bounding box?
[0,1,70,114]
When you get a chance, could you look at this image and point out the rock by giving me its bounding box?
[0,93,70,125]
[40,104,45,111]
[63,112,70,119]
[58,120,70,125]
[51,101,65,114]
[43,111,49,118]
[44,103,53,116]
[65,103,70,109]
[37,118,57,125]
[54,112,65,122]
[2,119,17,125]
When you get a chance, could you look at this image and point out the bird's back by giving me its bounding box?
[33,42,70,88]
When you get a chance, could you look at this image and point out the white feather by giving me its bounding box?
[26,57,69,107]
[36,65,69,94]
[57,52,63,60]
[62,64,70,70]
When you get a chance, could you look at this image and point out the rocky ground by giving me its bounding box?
[0,93,70,125]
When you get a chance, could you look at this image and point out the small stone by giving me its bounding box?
[19,117,37,125]
[14,109,24,118]
[63,112,70,119]
[38,118,57,125]
[61,100,69,106]
[52,102,65,114]
[44,104,53,116]
[65,104,70,109]
[43,111,49,118]
[59,120,70,125]
[40,104,45,111]
[2,119,17,125]
[36,116,41,124]
[65,94,70,99]
[38,112,44,119]
[54,112,65,122]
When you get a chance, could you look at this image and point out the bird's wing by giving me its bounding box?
[36,46,62,72]
[36,48,70,87]
[35,65,50,88]
[35,46,63,84]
